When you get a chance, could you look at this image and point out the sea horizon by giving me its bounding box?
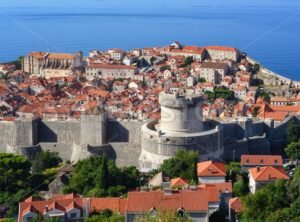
[0,0,300,80]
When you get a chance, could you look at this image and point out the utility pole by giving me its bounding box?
[233,150,235,162]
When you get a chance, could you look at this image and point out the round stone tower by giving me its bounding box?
[159,91,203,133]
[139,91,223,172]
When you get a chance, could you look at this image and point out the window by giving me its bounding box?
[274,160,278,164]
[260,159,264,163]
[70,213,77,218]
[177,207,185,218]
[149,207,157,218]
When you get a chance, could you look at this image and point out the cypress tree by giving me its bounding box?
[97,155,109,190]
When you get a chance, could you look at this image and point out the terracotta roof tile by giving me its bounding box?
[90,198,127,214]
[170,178,189,187]
[205,46,238,52]
[19,196,83,222]
[270,105,300,113]
[249,166,289,182]
[87,63,136,70]
[241,155,283,166]
[197,161,226,177]
[229,197,243,212]
[198,182,232,193]
[126,190,210,212]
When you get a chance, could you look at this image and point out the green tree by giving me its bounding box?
[0,219,17,222]
[241,180,289,222]
[205,87,235,101]
[214,87,235,100]
[0,153,32,193]
[233,178,249,197]
[197,77,206,83]
[252,63,260,73]
[240,167,300,221]
[65,156,139,196]
[0,153,51,217]
[160,149,199,181]
[184,56,194,66]
[31,150,62,173]
[252,107,260,117]
[226,162,241,183]
[107,185,127,197]
[85,210,125,222]
[285,140,300,160]
[287,119,300,144]
[14,56,24,70]
[287,167,300,203]
[160,65,171,72]
[97,155,109,190]
[259,91,271,103]
[32,215,59,222]
[134,210,193,222]
[265,208,293,222]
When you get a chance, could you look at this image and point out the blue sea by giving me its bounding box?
[0,0,299,80]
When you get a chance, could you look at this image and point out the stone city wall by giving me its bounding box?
[38,120,81,144]
[0,120,15,153]
[0,114,297,167]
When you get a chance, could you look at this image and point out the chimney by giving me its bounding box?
[256,167,260,172]
[163,187,172,195]
[161,182,172,195]
[45,205,48,212]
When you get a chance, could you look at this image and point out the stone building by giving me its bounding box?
[161,46,206,61]
[85,64,136,80]
[248,166,289,193]
[126,189,215,222]
[205,46,240,62]
[139,91,223,171]
[23,52,83,78]
[197,161,226,184]
[199,62,229,84]
[108,48,124,61]
[0,99,299,172]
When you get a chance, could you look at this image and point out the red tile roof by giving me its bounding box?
[29,52,75,60]
[249,166,289,182]
[229,197,243,212]
[197,161,226,177]
[90,198,127,214]
[198,182,232,193]
[258,111,288,121]
[241,155,283,166]
[47,53,75,60]
[170,178,189,187]
[19,196,83,222]
[87,63,136,70]
[205,46,238,52]
[126,190,210,212]
[197,186,220,203]
[270,105,300,113]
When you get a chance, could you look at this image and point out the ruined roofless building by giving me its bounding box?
[139,91,223,172]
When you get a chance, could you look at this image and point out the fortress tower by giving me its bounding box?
[139,91,222,172]
[159,91,203,133]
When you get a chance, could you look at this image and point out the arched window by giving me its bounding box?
[149,207,157,218]
[177,207,185,217]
